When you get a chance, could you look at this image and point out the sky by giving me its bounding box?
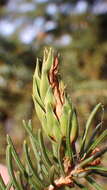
[0,0,107,44]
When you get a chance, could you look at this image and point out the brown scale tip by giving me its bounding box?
[49,56,64,120]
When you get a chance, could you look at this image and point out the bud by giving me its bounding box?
[33,48,78,143]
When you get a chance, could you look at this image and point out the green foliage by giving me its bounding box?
[0,48,107,190]
[1,1,107,166]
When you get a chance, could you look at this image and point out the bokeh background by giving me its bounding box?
[0,0,107,188]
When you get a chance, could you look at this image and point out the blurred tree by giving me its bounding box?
[0,0,9,6]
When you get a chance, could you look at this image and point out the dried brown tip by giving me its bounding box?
[49,56,64,120]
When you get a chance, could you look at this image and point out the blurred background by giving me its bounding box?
[0,0,107,188]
